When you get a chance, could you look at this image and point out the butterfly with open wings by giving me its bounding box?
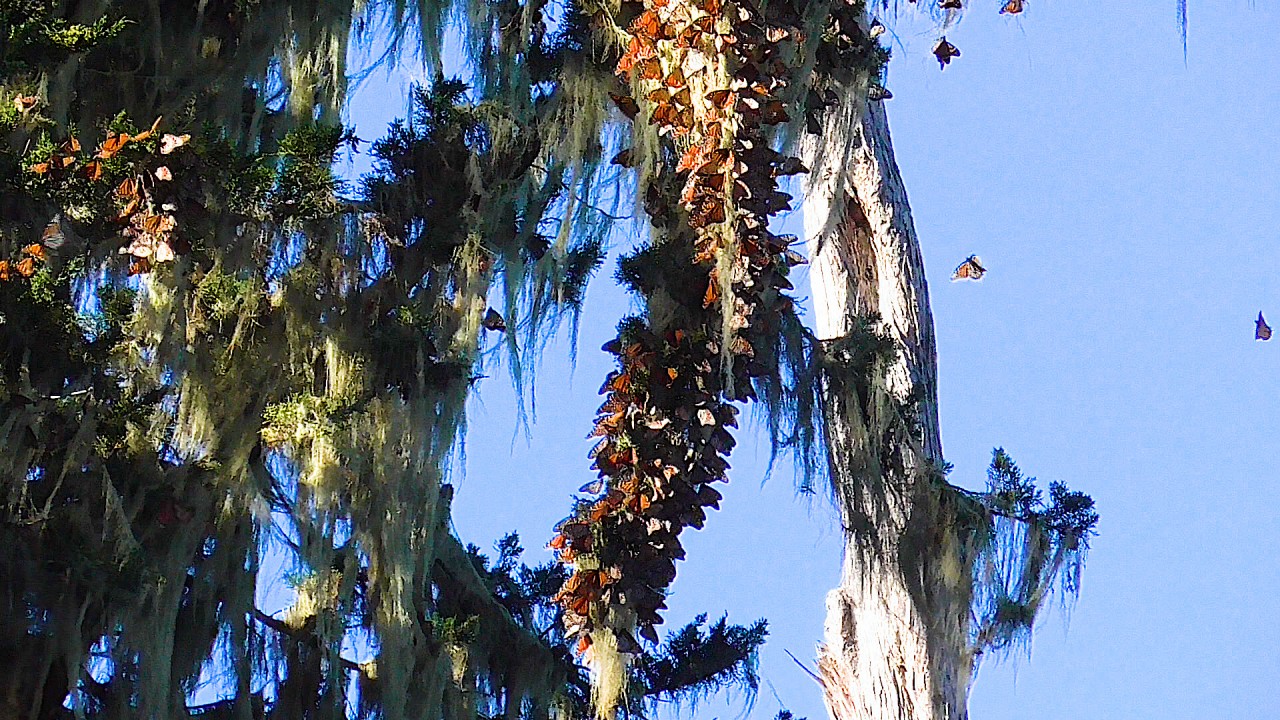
[933,37,960,68]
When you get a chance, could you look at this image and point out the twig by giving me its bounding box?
[783,649,823,687]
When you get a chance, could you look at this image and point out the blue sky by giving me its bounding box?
[338,2,1280,718]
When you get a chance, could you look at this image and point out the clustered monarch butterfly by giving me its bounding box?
[1001,0,1025,14]
[21,117,192,276]
[40,215,67,249]
[0,243,49,281]
[552,0,806,653]
[951,254,986,282]
[1257,312,1273,341]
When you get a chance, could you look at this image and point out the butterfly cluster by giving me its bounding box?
[16,115,193,278]
[803,4,891,125]
[553,0,807,654]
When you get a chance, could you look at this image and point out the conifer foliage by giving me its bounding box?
[0,1,1098,719]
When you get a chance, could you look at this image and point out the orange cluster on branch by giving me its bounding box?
[17,117,191,278]
[553,0,806,651]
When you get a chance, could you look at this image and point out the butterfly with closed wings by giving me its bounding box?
[1256,312,1272,341]
[951,254,986,282]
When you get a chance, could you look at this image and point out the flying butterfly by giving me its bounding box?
[933,37,960,68]
[610,148,636,168]
[950,254,986,282]
[1000,0,1024,14]
[1257,311,1273,341]
[940,0,962,9]
[481,308,507,332]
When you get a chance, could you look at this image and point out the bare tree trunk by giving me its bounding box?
[801,89,975,720]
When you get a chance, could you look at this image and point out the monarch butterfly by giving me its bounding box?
[116,197,140,222]
[868,19,886,39]
[609,92,640,120]
[632,10,661,39]
[933,37,960,68]
[1257,312,1273,341]
[40,215,66,249]
[141,213,176,235]
[867,84,893,101]
[96,131,130,159]
[703,279,719,308]
[940,0,962,9]
[481,307,507,331]
[13,94,38,112]
[153,240,176,263]
[636,57,664,80]
[760,99,789,124]
[0,260,9,280]
[1000,0,1024,14]
[676,144,702,173]
[132,116,163,144]
[951,254,986,282]
[706,88,734,108]
[611,148,635,168]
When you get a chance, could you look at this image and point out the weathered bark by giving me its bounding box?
[801,88,974,719]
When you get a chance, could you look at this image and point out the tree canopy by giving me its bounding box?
[0,1,1104,719]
